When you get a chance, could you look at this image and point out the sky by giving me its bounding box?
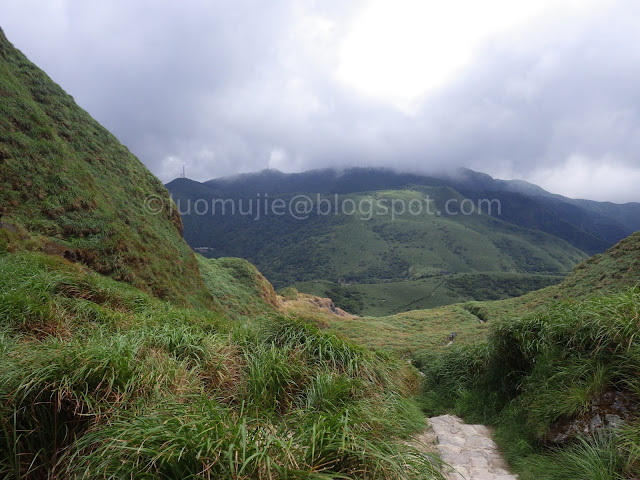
[1,0,639,202]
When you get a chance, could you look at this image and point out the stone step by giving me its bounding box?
[428,414,518,480]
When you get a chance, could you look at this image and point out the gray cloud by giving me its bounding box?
[1,0,639,202]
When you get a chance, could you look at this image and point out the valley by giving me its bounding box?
[167,173,631,314]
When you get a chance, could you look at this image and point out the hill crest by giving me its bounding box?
[0,26,211,307]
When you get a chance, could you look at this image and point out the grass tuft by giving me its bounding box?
[0,251,441,479]
[416,287,640,479]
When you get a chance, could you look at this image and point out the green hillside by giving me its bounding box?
[292,272,564,316]
[198,167,640,253]
[416,287,640,479]
[1,250,444,479]
[0,28,443,479]
[2,23,638,480]
[169,179,588,313]
[414,233,640,479]
[0,28,211,308]
[302,232,640,479]
[306,231,640,354]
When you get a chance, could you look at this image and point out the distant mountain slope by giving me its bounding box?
[453,190,616,254]
[199,167,639,254]
[571,197,640,231]
[0,27,212,307]
[168,173,590,314]
[448,168,639,248]
[297,231,640,355]
[203,167,449,196]
[168,167,639,313]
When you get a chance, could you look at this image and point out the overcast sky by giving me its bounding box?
[1,0,639,202]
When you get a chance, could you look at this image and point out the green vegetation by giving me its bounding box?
[2,23,639,480]
[413,289,640,479]
[196,255,278,318]
[0,28,450,480]
[284,232,640,478]
[290,302,490,355]
[170,181,587,313]
[181,188,586,288]
[520,431,627,480]
[293,272,563,316]
[324,283,366,314]
[0,27,446,479]
[187,167,640,255]
[0,27,211,308]
[305,232,640,353]
[0,251,442,479]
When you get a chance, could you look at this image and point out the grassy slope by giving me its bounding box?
[296,232,640,479]
[172,183,587,313]
[416,288,640,479]
[0,251,442,479]
[2,22,636,479]
[196,254,279,318]
[0,27,211,308]
[0,27,444,479]
[292,272,564,316]
[286,232,640,355]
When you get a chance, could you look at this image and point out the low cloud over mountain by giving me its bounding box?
[2,0,639,201]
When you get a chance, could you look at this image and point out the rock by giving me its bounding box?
[63,249,78,262]
[438,434,467,447]
[589,414,603,431]
[472,425,491,435]
[469,456,490,469]
[546,390,638,444]
[605,414,624,429]
[466,436,499,449]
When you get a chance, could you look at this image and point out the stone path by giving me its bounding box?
[424,414,518,480]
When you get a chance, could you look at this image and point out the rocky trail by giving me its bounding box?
[417,414,518,480]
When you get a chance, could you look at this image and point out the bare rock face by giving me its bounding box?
[546,391,638,444]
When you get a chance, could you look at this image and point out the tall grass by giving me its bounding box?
[415,288,640,478]
[1,27,214,308]
[0,251,443,479]
[514,431,625,480]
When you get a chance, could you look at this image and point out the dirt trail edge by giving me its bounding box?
[426,414,518,480]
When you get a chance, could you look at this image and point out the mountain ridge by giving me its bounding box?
[184,166,640,253]
[1,24,639,479]
[0,26,212,307]
[167,167,638,313]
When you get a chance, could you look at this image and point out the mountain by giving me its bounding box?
[166,167,639,313]
[2,24,638,479]
[0,27,212,308]
[203,167,449,196]
[0,27,437,479]
[202,167,640,253]
[447,168,638,249]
